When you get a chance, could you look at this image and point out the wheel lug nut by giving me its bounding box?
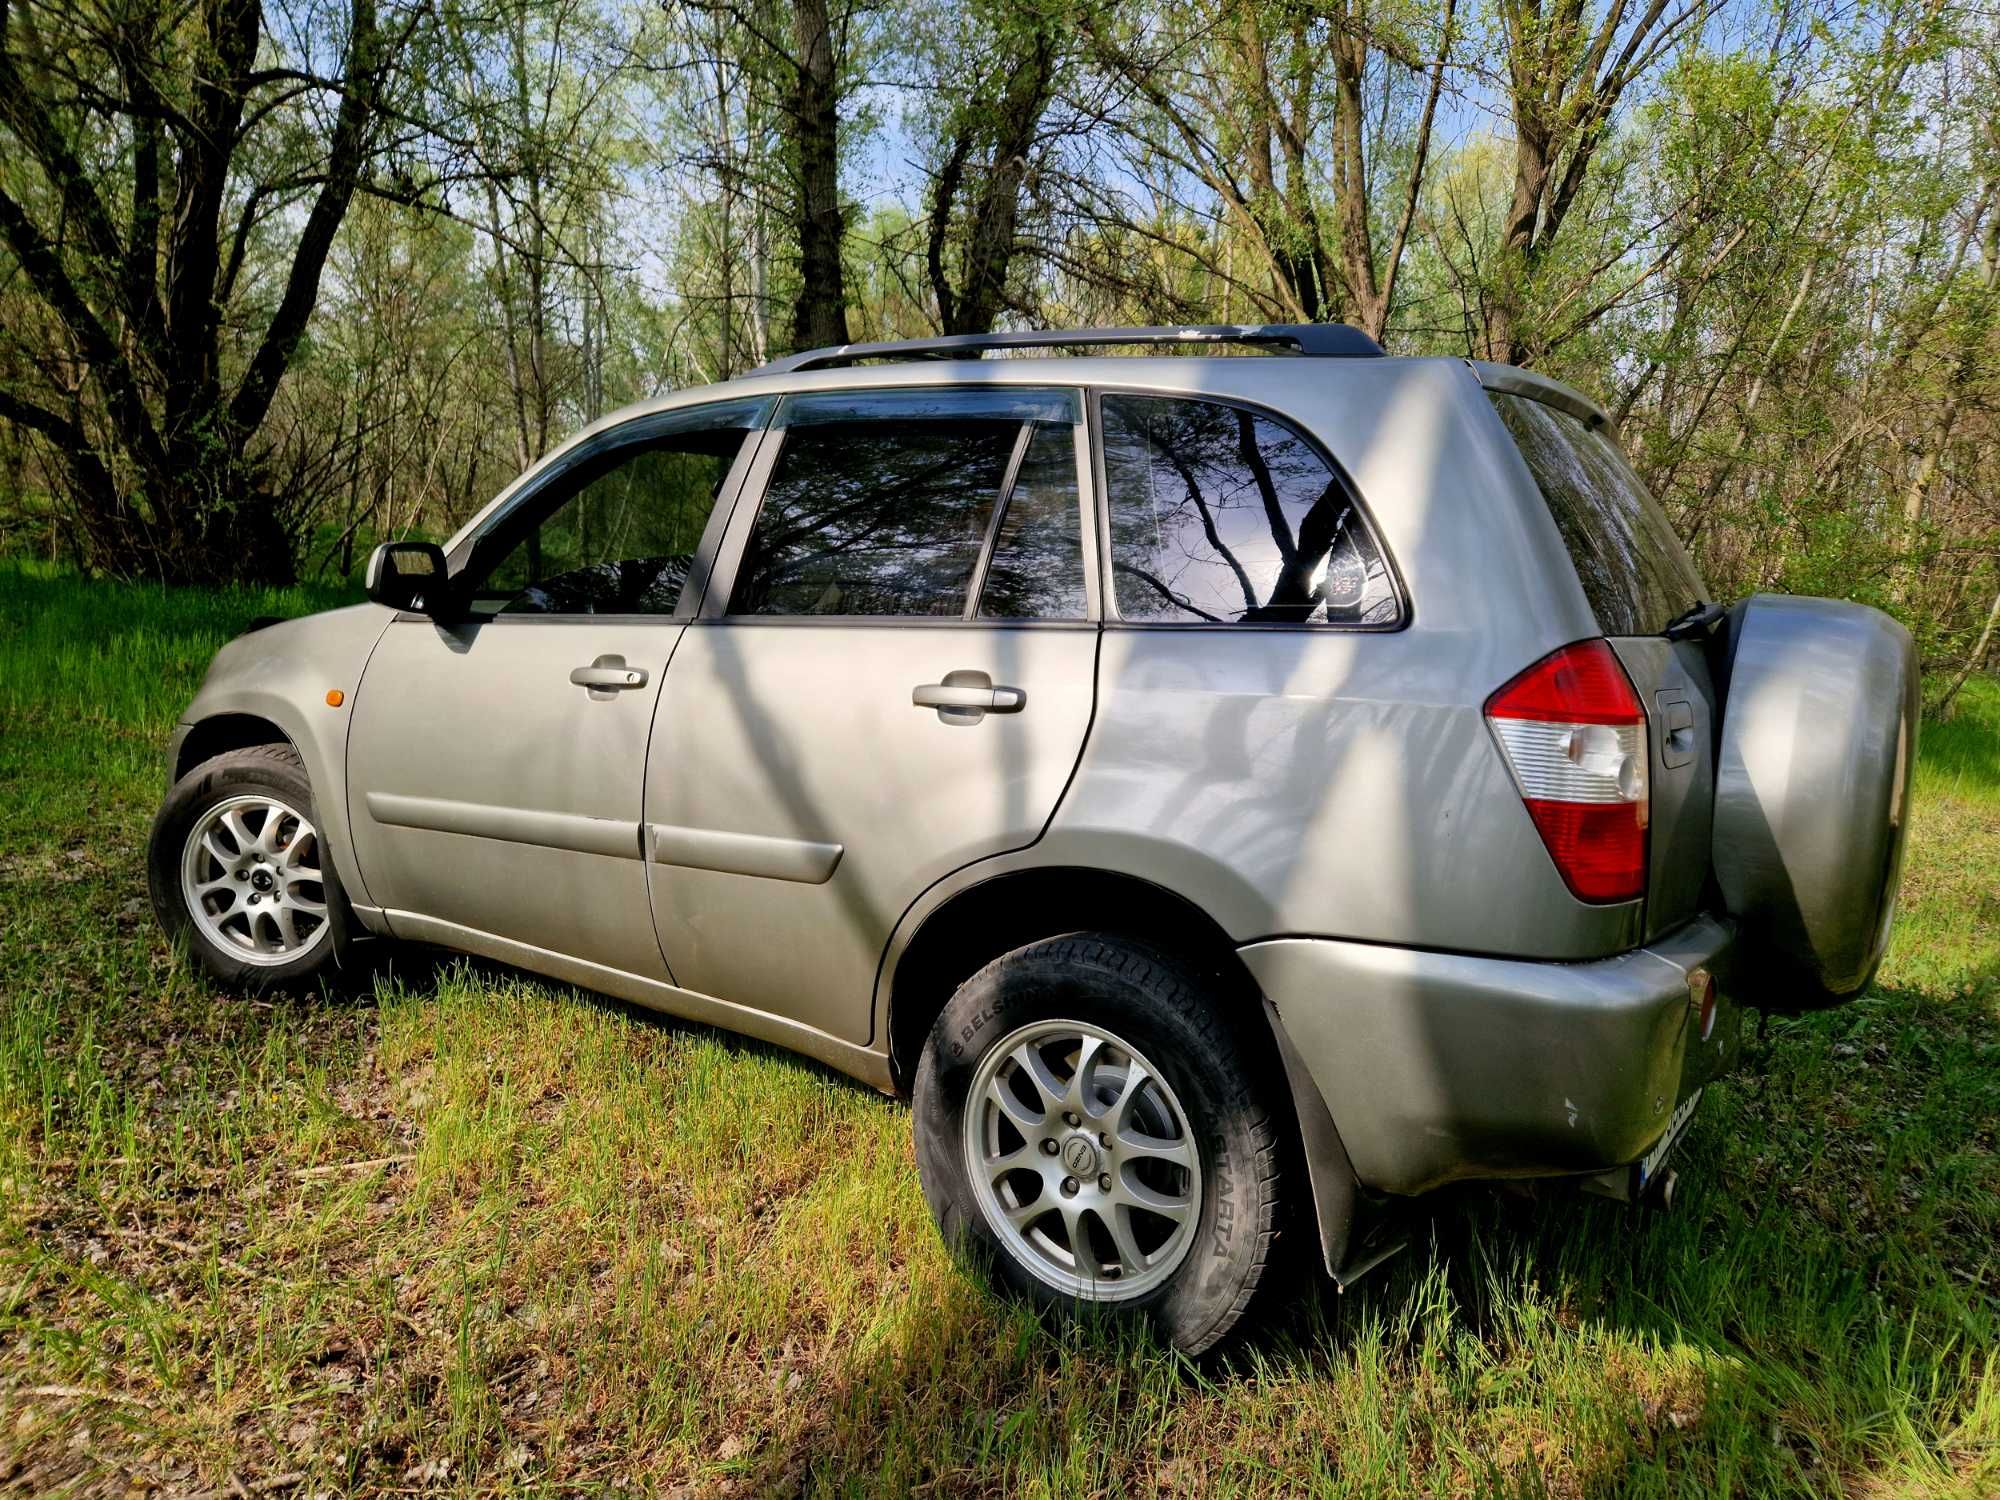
[234,870,247,880]
[1040,1138,1058,1156]
[1060,1177,1078,1197]
[1063,1111,1080,1127]
[1098,1173,1111,1192]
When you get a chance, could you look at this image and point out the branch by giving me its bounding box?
[229,0,387,438]
[1377,0,1454,342]
[0,386,121,511]
[0,180,168,474]
[0,12,146,328]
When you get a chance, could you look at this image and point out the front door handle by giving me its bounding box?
[570,655,648,694]
[914,670,1025,723]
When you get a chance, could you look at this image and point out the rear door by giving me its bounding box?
[644,386,1099,1044]
[1488,391,1715,937]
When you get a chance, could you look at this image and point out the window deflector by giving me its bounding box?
[449,397,773,621]
[701,386,1086,624]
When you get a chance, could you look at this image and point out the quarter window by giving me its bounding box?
[1101,393,1399,626]
[729,390,1086,619]
[978,422,1086,620]
[1488,392,1707,636]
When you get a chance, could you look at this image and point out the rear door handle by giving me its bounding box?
[571,656,648,692]
[913,671,1025,722]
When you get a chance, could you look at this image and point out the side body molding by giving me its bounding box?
[364,792,643,860]
[648,824,843,884]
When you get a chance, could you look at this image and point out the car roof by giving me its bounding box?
[441,332,1618,557]
[577,344,1612,441]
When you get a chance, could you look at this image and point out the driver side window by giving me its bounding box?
[464,401,766,617]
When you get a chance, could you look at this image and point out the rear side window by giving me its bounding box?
[1489,392,1706,636]
[729,389,1086,619]
[1100,394,1399,625]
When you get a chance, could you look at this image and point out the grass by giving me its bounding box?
[0,560,1994,1496]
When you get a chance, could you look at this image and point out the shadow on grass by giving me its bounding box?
[345,938,884,1097]
[329,933,1999,1494]
[694,975,1995,1494]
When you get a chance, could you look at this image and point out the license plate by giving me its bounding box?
[1639,1089,1702,1189]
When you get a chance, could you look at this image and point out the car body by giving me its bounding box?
[153,325,1915,1350]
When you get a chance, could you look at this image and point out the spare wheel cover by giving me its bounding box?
[1713,594,1918,1009]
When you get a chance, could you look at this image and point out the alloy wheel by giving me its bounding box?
[962,1018,1202,1301]
[179,793,331,966]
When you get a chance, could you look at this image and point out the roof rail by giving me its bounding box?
[751,323,1385,375]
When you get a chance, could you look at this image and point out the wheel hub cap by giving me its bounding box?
[962,1019,1203,1302]
[1061,1134,1099,1177]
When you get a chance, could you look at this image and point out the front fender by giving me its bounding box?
[175,603,397,911]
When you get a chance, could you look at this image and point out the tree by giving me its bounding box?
[672,0,869,352]
[0,0,419,582]
[444,0,635,467]
[1078,0,1453,340]
[1485,0,1708,364]
[915,0,1063,334]
[787,0,850,346]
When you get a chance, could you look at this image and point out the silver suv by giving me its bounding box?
[149,325,1917,1353]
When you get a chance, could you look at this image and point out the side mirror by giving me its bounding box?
[365,541,451,615]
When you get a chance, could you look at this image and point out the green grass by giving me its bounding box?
[1,562,1995,1496]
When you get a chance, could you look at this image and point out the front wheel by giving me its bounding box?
[913,934,1288,1354]
[147,744,354,991]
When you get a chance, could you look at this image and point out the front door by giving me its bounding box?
[346,397,770,977]
[645,385,1101,1044]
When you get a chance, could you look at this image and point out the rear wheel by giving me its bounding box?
[148,744,353,991]
[914,934,1286,1354]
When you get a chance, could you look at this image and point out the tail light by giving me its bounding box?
[1485,640,1649,903]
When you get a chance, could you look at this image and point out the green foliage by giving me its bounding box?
[0,0,1994,648]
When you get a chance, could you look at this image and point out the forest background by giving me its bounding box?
[0,0,1996,705]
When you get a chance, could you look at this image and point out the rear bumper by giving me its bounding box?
[1242,914,1739,1196]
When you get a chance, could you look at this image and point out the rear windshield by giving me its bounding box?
[1490,391,1706,636]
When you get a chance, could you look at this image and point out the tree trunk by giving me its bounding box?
[788,0,850,350]
[928,20,1057,336]
[1897,184,1998,601]
[1488,0,1692,365]
[1933,585,2000,722]
[1329,7,1381,333]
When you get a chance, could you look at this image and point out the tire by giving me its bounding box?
[147,743,355,992]
[913,934,1285,1355]
[1712,594,1920,1008]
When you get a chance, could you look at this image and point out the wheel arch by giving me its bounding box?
[882,863,1361,1274]
[175,713,298,780]
[170,693,377,915]
[884,867,1246,1089]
